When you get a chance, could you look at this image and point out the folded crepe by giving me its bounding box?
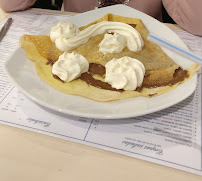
[19,14,199,101]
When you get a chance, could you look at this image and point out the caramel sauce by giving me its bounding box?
[88,63,105,76]
[142,67,189,88]
[46,58,56,66]
[173,67,189,82]
[149,93,157,97]
[80,64,189,91]
[53,74,64,83]
[47,60,188,92]
[129,24,137,28]
[79,72,123,92]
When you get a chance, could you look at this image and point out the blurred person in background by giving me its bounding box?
[0,0,201,36]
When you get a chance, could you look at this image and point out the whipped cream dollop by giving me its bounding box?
[99,33,126,54]
[52,51,89,82]
[50,21,80,42]
[105,57,145,91]
[53,21,144,52]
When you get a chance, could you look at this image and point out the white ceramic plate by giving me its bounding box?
[5,5,197,119]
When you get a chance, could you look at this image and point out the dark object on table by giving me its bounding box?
[32,0,63,10]
[97,0,130,8]
[162,4,175,24]
[0,18,12,42]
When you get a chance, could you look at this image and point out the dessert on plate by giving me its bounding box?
[19,14,199,101]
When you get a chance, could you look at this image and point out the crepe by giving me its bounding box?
[19,14,200,101]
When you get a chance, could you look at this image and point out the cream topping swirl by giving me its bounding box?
[53,21,144,52]
[52,51,89,82]
[99,33,126,54]
[105,57,145,91]
[50,21,80,42]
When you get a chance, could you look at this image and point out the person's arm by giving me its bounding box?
[0,0,36,12]
[163,0,202,36]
